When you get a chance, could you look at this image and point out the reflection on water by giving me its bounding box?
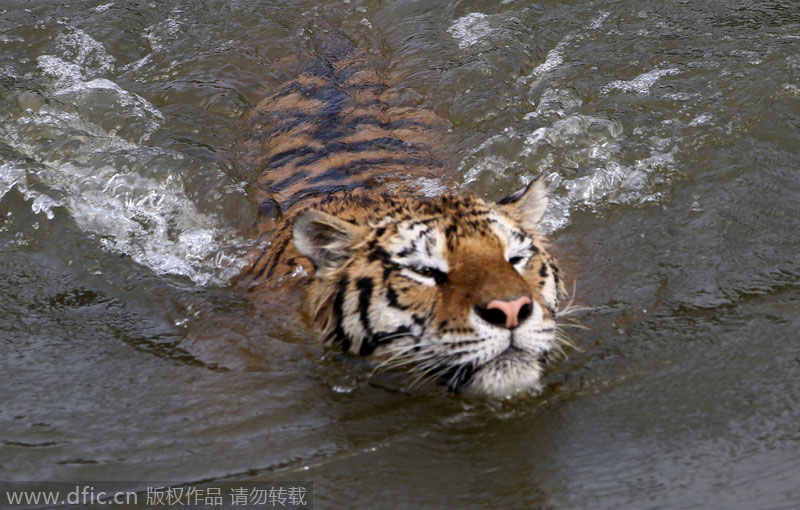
[1,0,799,508]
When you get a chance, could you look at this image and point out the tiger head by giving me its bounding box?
[293,179,567,398]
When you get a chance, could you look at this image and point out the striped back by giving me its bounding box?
[239,48,453,225]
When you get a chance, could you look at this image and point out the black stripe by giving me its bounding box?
[242,242,271,279]
[444,223,458,240]
[356,277,375,355]
[364,325,412,356]
[260,236,291,280]
[342,115,440,132]
[308,57,337,78]
[268,170,311,193]
[268,112,322,135]
[285,183,364,209]
[368,246,392,264]
[273,80,319,99]
[269,103,342,136]
[312,83,349,105]
[267,146,317,170]
[395,246,414,258]
[497,180,535,205]
[272,74,349,101]
[330,275,351,352]
[303,157,439,187]
[385,284,409,311]
[293,137,414,168]
[451,207,490,219]
[267,114,441,146]
[335,62,367,83]
[348,82,389,94]
[409,217,442,226]
[368,246,396,280]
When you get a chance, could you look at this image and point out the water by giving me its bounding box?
[2,0,799,507]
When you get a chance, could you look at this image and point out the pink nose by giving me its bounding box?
[483,296,533,329]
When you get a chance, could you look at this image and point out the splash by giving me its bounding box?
[0,27,248,286]
[454,10,685,233]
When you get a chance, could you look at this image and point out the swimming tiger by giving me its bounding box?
[234,36,567,398]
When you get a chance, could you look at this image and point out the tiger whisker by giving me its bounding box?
[554,327,581,354]
[369,338,420,376]
[370,339,455,382]
[401,352,455,390]
[558,281,593,318]
[406,351,477,391]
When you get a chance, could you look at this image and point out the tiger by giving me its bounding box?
[233,35,568,399]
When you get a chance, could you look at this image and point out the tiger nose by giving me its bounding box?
[476,296,533,329]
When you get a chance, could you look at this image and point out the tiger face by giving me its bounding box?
[293,178,566,398]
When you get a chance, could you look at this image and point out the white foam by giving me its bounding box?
[92,2,114,12]
[458,104,681,234]
[413,177,448,197]
[54,29,116,76]
[448,13,493,49]
[602,68,680,95]
[145,16,185,52]
[523,11,608,88]
[4,123,247,285]
[462,155,512,187]
[782,83,800,97]
[37,55,84,86]
[119,16,186,74]
[588,11,610,29]
[36,55,164,144]
[521,114,624,157]
[0,162,64,221]
[688,112,714,127]
[530,43,566,78]
[64,163,246,286]
[0,163,24,200]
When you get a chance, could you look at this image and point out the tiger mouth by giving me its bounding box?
[438,345,549,396]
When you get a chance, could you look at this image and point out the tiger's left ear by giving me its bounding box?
[294,209,364,273]
[497,177,548,227]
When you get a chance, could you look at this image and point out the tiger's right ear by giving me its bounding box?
[497,177,548,229]
[293,209,363,272]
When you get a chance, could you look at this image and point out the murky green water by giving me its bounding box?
[2,0,799,507]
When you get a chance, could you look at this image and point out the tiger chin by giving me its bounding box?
[291,178,567,399]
